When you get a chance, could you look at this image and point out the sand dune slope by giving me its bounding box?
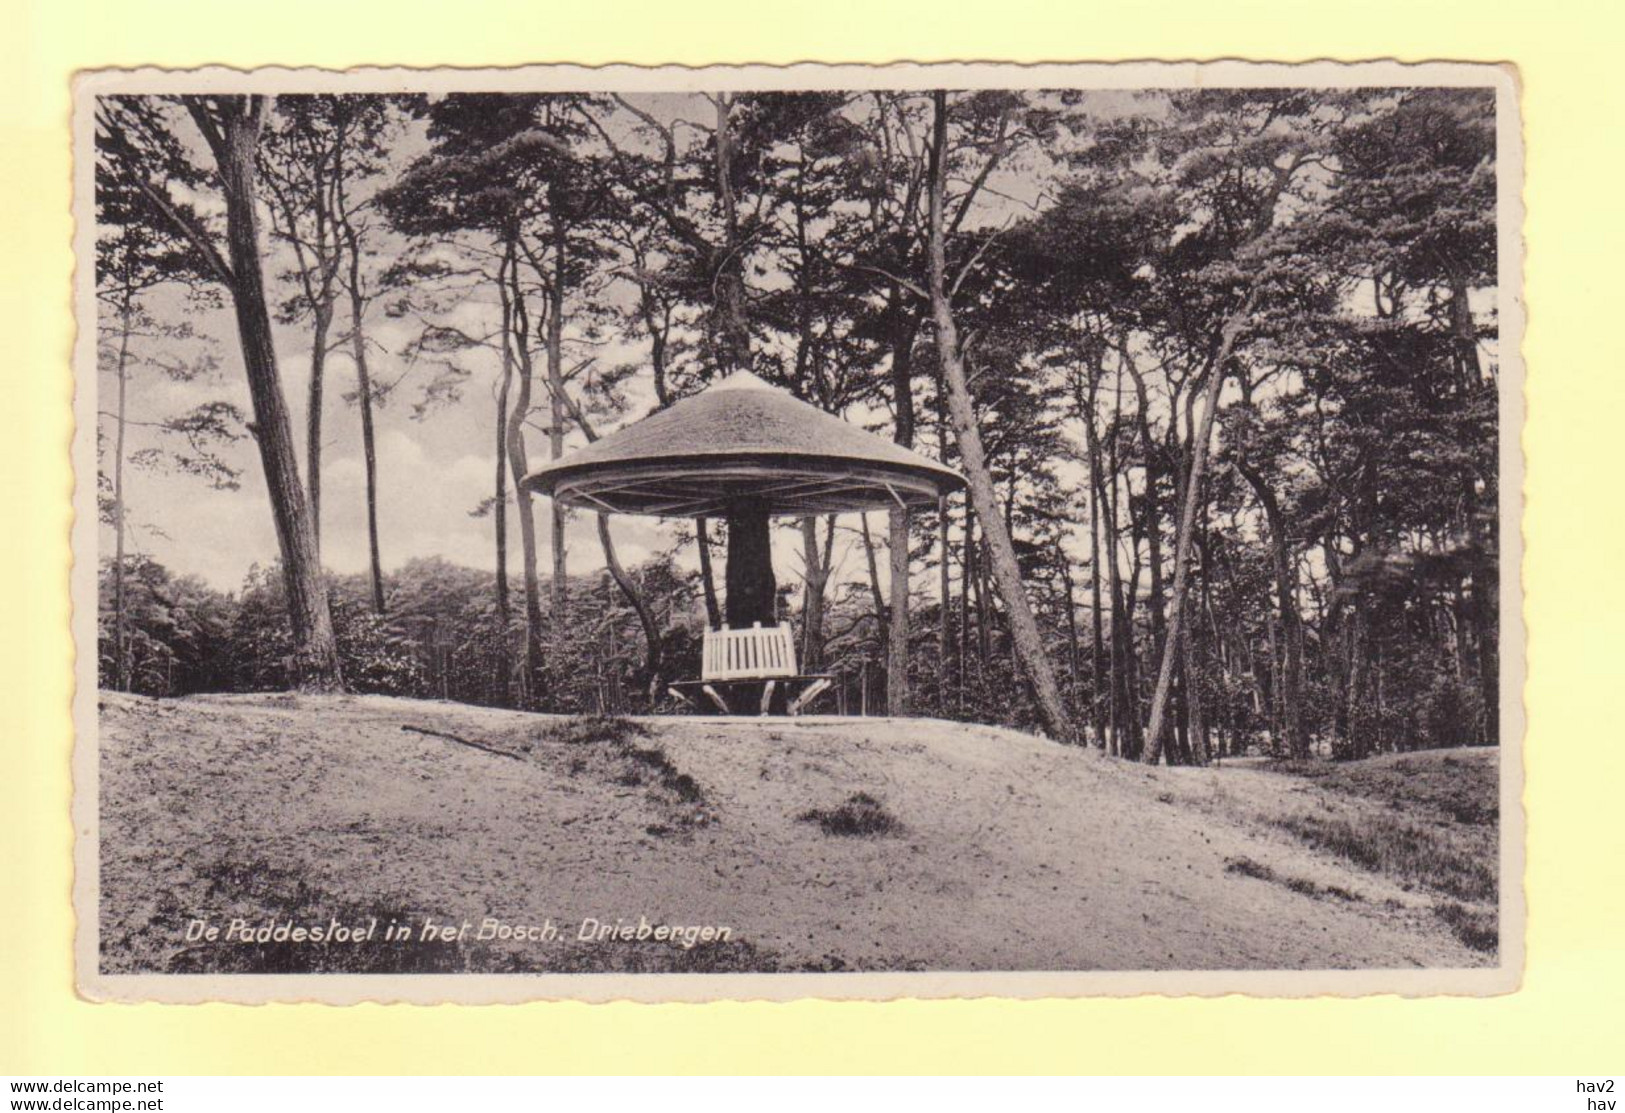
[95,692,1492,976]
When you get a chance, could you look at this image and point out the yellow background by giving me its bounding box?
[3,0,1619,1074]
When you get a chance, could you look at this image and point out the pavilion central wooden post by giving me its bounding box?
[524,372,964,718]
[723,498,777,628]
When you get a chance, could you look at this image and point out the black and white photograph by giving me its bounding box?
[72,62,1524,1002]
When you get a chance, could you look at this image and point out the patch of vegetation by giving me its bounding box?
[1273,813,1495,903]
[1293,878,1360,902]
[541,717,710,831]
[546,716,650,748]
[627,745,705,803]
[1262,752,1498,827]
[1224,855,1276,881]
[1434,901,1499,954]
[1224,856,1363,903]
[798,792,901,837]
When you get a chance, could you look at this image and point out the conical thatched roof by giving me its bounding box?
[523,371,963,518]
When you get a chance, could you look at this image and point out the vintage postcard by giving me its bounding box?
[71,60,1524,1004]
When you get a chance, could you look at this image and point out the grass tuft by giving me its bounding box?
[1273,813,1495,903]
[1224,856,1365,903]
[1224,855,1276,881]
[798,792,901,837]
[547,716,650,747]
[627,746,706,804]
[1434,901,1499,954]
[1263,753,1497,827]
[542,718,708,821]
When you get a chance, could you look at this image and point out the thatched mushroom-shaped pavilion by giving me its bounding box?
[522,371,963,713]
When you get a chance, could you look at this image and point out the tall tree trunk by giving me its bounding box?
[501,239,545,705]
[936,382,955,712]
[1472,542,1498,746]
[1123,347,1167,675]
[1082,361,1137,756]
[494,383,512,704]
[306,301,330,552]
[1449,272,1498,744]
[885,307,920,717]
[492,248,516,705]
[723,500,776,627]
[109,297,135,692]
[859,511,889,644]
[927,91,1071,743]
[887,507,911,715]
[1109,363,1137,755]
[487,253,513,701]
[958,507,972,713]
[1123,521,1146,756]
[1346,605,1369,758]
[1235,454,1307,758]
[973,526,991,665]
[1200,535,1228,757]
[1450,587,1473,681]
[1180,511,1210,764]
[800,516,831,672]
[1179,617,1208,763]
[712,94,753,375]
[191,97,342,692]
[342,235,385,613]
[1143,289,1258,762]
[1061,556,1081,697]
[1086,419,1105,747]
[1322,528,1350,755]
[554,377,666,699]
[696,517,722,629]
[598,513,662,698]
[1448,272,1483,396]
[547,211,569,628]
[938,494,952,715]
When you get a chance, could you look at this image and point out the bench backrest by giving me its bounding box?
[702,623,798,681]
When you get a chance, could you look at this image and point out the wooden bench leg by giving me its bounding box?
[759,679,777,716]
[701,684,731,714]
[667,686,697,710]
[789,678,833,716]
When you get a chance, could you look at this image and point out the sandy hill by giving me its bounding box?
[95,691,1497,976]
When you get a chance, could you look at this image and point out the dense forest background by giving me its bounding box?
[92,85,1501,763]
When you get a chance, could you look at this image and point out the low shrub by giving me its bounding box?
[798,792,901,837]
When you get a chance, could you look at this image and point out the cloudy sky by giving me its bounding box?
[99,259,703,594]
[101,303,884,601]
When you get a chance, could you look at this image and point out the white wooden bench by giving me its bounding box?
[703,622,797,681]
[669,623,834,716]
